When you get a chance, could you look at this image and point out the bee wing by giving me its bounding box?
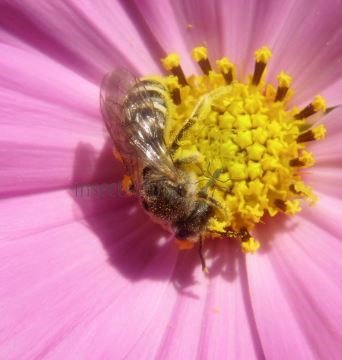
[100,70,177,191]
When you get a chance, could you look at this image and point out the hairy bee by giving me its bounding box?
[100,70,214,269]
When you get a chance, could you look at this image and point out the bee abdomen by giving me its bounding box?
[125,80,169,119]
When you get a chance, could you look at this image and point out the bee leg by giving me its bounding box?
[207,228,251,242]
[199,236,209,273]
[170,94,211,154]
[197,190,224,214]
[225,228,251,242]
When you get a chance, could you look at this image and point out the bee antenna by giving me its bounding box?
[199,236,209,273]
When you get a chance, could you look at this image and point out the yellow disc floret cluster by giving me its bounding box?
[151,46,327,253]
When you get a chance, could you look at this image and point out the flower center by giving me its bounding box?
[144,46,327,253]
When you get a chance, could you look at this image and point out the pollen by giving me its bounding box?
[155,46,327,252]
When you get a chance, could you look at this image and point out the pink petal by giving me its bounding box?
[249,109,342,358]
[134,0,342,107]
[138,0,284,77]
[320,77,342,107]
[307,168,342,199]
[0,0,341,358]
[223,0,342,106]
[300,192,342,240]
[132,0,197,74]
[0,44,121,195]
[248,202,342,359]
[0,186,263,358]
[261,0,342,106]
[0,185,178,358]
[0,0,162,80]
[307,107,342,198]
[140,240,263,360]
[309,107,342,161]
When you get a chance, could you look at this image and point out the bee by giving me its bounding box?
[100,70,247,270]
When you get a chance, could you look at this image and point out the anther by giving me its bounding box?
[275,72,292,102]
[171,88,181,105]
[297,125,326,143]
[216,57,235,84]
[161,53,188,86]
[289,184,301,194]
[192,47,212,75]
[252,47,272,86]
[274,199,287,212]
[289,158,306,167]
[294,95,327,119]
[166,76,182,105]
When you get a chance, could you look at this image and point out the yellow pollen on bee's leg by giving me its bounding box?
[112,148,123,163]
[176,239,195,250]
[121,175,134,195]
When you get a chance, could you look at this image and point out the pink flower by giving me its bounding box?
[0,0,341,358]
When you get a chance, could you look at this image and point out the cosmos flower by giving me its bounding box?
[0,0,341,359]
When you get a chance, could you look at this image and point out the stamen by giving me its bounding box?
[161,53,188,86]
[297,125,326,142]
[289,158,306,167]
[290,151,314,167]
[295,95,327,119]
[166,76,182,105]
[275,72,292,102]
[289,184,301,194]
[192,47,212,75]
[274,199,287,212]
[216,57,235,84]
[252,46,272,86]
[171,88,181,105]
[289,158,305,167]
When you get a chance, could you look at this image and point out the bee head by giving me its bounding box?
[174,200,213,242]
